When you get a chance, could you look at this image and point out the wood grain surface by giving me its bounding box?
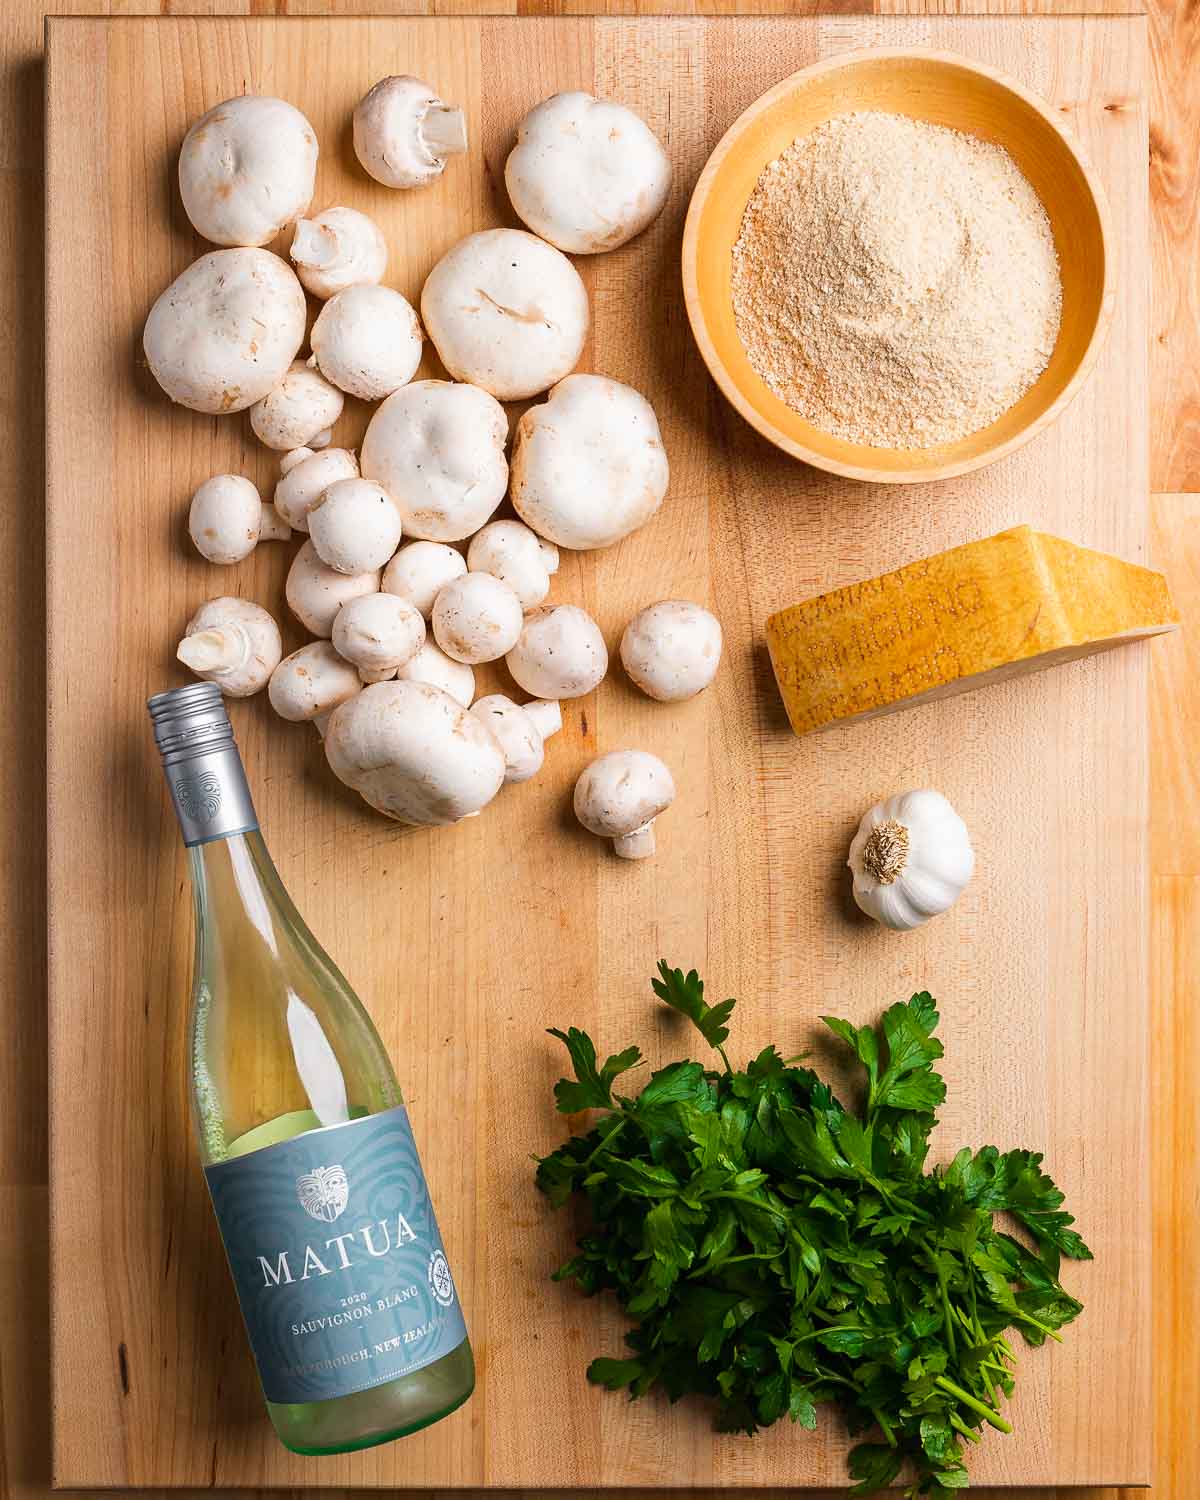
[44,12,1153,1491]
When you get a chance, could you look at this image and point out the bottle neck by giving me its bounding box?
[165,741,259,847]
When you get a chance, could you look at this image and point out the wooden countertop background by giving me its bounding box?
[3,0,1193,1496]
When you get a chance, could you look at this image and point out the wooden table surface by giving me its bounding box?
[3,0,1194,1497]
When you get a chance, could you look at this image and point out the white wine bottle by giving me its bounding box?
[148,682,474,1454]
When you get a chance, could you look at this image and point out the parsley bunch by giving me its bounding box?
[536,963,1091,1498]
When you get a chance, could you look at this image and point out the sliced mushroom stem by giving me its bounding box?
[423,105,468,157]
[613,824,656,860]
[258,502,292,542]
[523,700,562,741]
[177,625,249,676]
[290,218,340,271]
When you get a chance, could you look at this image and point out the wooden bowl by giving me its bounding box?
[681,49,1114,484]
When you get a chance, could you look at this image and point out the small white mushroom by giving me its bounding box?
[512,373,669,549]
[274,447,360,532]
[469,694,562,783]
[505,604,607,700]
[289,206,388,300]
[574,749,676,860]
[505,92,672,255]
[620,600,723,702]
[176,597,282,698]
[324,681,505,826]
[188,475,264,564]
[361,381,508,542]
[332,592,425,683]
[309,285,424,402]
[382,540,468,618]
[308,478,403,575]
[178,96,318,248]
[420,229,588,401]
[353,76,468,191]
[143,249,307,414]
[394,639,474,707]
[431,572,524,665]
[286,539,381,637]
[466,520,559,610]
[268,640,363,722]
[249,361,345,452]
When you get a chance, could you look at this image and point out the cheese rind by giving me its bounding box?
[765,527,1179,737]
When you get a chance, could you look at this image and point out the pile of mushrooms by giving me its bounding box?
[154,78,723,853]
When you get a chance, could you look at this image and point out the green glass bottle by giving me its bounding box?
[148,682,474,1455]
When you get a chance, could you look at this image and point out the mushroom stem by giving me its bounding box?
[524,700,562,741]
[310,427,333,449]
[290,218,340,270]
[613,824,656,860]
[258,502,292,542]
[177,626,249,675]
[423,105,468,157]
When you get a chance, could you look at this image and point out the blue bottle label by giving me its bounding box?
[204,1105,468,1405]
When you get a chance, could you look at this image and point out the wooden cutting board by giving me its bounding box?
[45,13,1151,1490]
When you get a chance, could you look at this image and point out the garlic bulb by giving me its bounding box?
[847,790,974,931]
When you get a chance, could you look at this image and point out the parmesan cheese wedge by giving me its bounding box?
[766,526,1179,737]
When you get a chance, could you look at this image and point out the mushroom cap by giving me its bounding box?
[188,474,262,564]
[274,447,360,532]
[268,640,363,722]
[143,249,307,414]
[324,680,505,825]
[431,572,524,665]
[177,597,282,697]
[466,520,559,610]
[286,539,381,637]
[361,380,508,542]
[420,229,588,401]
[353,76,466,190]
[332,591,425,674]
[469,694,552,783]
[249,360,345,451]
[574,749,676,838]
[308,477,404,575]
[511,374,669,550]
[394,639,474,707]
[178,96,318,248]
[505,603,607,699]
[309,284,423,402]
[505,92,672,255]
[620,599,723,702]
[382,539,468,618]
[290,206,388,300]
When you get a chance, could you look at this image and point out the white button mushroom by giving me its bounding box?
[178,96,318,248]
[143,249,307,414]
[274,447,360,533]
[331,592,425,684]
[289,206,388,300]
[574,749,676,860]
[268,641,363,722]
[309,285,424,402]
[469,695,562,783]
[506,604,608,700]
[505,92,672,255]
[248,361,345,452]
[188,475,285,565]
[353,76,468,191]
[394,639,474,707]
[307,478,404,576]
[382,540,468,619]
[431,572,524,665]
[286,539,381,637]
[512,374,669,550]
[420,229,588,401]
[361,381,508,543]
[620,600,723,702]
[324,681,505,826]
[466,520,559,610]
[176,597,282,698]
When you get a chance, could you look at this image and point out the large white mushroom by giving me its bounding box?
[324,681,505,826]
[466,520,559,610]
[382,540,468,618]
[469,695,562,784]
[431,573,524,665]
[308,284,424,402]
[574,749,676,860]
[178,96,318,248]
[307,478,403,575]
[249,361,345,451]
[505,604,607,700]
[620,600,723,702]
[505,92,672,255]
[332,592,425,683]
[394,639,474,706]
[361,381,508,542]
[268,641,363,722]
[286,540,381,637]
[511,374,669,550]
[420,229,588,401]
[143,249,307,414]
[176,597,282,698]
[188,474,291,564]
[353,76,468,190]
[274,447,360,532]
[290,206,388,300]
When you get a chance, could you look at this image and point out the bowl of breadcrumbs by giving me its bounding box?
[682,49,1113,483]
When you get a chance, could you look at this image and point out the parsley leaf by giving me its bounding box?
[547,1026,642,1113]
[652,961,736,1066]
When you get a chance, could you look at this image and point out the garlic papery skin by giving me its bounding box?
[847,789,974,931]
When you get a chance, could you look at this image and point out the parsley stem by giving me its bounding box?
[936,1262,956,1360]
[871,1407,897,1447]
[949,1412,981,1444]
[933,1375,1012,1434]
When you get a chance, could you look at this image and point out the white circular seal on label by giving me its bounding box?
[428,1248,456,1308]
